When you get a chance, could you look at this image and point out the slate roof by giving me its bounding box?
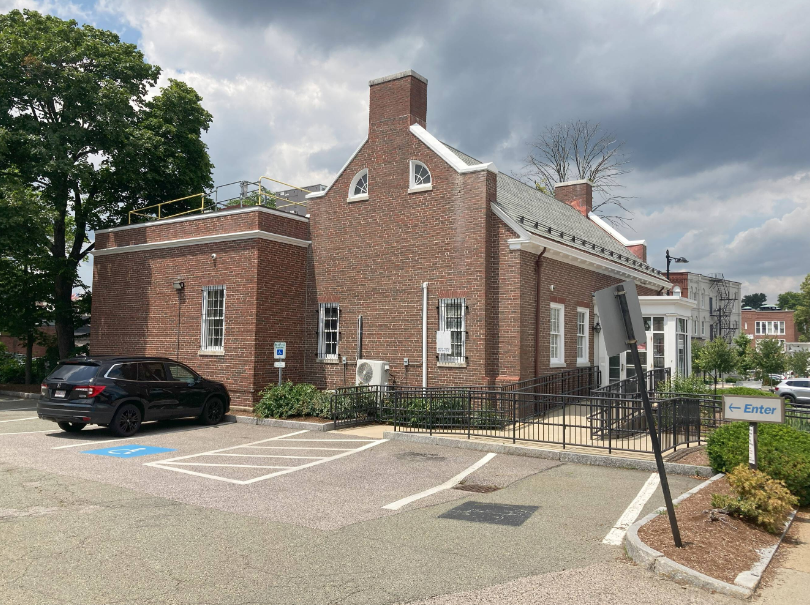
[441,143,666,280]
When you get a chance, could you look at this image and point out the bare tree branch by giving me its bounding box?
[516,120,633,227]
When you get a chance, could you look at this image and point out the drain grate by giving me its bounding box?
[453,483,500,493]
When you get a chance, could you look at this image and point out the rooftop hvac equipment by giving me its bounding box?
[356,360,389,387]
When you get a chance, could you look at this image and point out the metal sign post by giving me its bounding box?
[274,342,287,386]
[722,395,784,471]
[595,281,683,548]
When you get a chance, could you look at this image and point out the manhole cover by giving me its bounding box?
[453,483,500,493]
[438,501,539,526]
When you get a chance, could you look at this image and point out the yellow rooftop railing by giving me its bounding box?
[127,178,315,224]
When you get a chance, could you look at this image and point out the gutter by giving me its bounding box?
[535,248,547,377]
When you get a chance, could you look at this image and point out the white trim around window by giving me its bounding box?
[438,298,466,366]
[550,303,565,367]
[408,160,433,193]
[200,285,226,353]
[348,169,369,202]
[576,307,589,366]
[317,303,340,360]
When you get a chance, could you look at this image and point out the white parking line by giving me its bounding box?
[146,430,387,485]
[243,446,358,451]
[0,407,37,412]
[51,421,237,449]
[0,430,57,436]
[0,417,39,423]
[602,473,660,546]
[382,452,497,511]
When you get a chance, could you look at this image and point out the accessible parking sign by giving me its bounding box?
[82,445,176,458]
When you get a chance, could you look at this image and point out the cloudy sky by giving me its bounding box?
[5,0,810,302]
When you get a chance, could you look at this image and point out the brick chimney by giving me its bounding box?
[554,179,593,216]
[368,70,427,138]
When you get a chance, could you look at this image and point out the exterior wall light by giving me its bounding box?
[173,280,185,290]
[593,321,601,333]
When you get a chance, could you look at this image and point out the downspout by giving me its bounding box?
[422,282,429,388]
[534,248,547,377]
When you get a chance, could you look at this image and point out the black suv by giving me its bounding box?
[39,357,230,437]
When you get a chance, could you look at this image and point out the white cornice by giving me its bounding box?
[95,205,308,235]
[92,230,311,256]
[491,204,670,289]
[305,138,368,200]
[409,124,497,174]
[588,212,645,247]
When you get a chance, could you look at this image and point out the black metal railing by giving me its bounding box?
[504,366,601,396]
[591,367,670,397]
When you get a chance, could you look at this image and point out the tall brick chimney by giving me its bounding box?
[368,70,427,138]
[554,179,593,216]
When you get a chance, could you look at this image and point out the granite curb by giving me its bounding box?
[382,431,715,477]
[625,472,798,599]
[0,390,39,400]
[231,415,336,432]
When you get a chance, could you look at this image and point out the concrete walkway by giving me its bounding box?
[756,509,810,604]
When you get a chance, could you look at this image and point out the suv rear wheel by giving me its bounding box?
[782,393,796,403]
[110,403,142,437]
[199,397,225,425]
[57,421,86,432]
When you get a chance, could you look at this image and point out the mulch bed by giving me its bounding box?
[666,446,710,467]
[638,477,780,584]
[0,383,39,393]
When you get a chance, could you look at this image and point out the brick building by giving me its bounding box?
[742,308,799,349]
[90,70,672,407]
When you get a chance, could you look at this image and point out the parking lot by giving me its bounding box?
[0,394,739,605]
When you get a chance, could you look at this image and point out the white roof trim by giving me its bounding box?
[556,179,594,187]
[409,124,497,174]
[92,230,311,256]
[95,205,307,235]
[492,204,670,289]
[588,212,645,246]
[305,138,368,199]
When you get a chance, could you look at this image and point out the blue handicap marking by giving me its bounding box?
[82,445,175,458]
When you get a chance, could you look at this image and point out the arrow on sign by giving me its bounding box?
[728,404,741,412]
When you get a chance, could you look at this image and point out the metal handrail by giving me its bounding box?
[128,193,206,224]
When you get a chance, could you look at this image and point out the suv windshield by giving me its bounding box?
[47,363,99,382]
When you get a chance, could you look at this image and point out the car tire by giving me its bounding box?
[783,394,796,403]
[57,421,87,432]
[199,397,225,426]
[110,404,142,437]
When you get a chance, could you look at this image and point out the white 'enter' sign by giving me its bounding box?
[723,395,784,424]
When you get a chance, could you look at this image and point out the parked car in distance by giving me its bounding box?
[39,356,230,437]
[774,379,810,405]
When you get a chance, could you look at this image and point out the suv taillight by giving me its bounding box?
[73,385,106,398]
[774,387,779,392]
[40,383,48,397]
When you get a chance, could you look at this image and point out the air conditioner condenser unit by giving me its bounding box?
[356,359,390,386]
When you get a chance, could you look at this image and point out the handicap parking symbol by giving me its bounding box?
[82,445,175,458]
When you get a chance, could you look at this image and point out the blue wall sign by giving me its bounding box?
[82,445,175,458]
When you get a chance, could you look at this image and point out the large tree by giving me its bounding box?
[520,120,631,226]
[0,10,214,357]
[793,274,810,342]
[0,181,53,383]
[777,291,803,310]
[741,293,767,309]
[698,337,736,394]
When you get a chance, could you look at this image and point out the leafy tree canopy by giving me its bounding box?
[755,338,787,379]
[741,293,767,309]
[0,9,214,356]
[787,350,810,378]
[777,291,803,310]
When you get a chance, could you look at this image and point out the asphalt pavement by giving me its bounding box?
[0,395,741,605]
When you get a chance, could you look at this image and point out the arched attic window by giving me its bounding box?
[409,160,432,192]
[348,169,369,202]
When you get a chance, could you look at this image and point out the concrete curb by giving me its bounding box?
[625,472,798,599]
[232,415,336,432]
[382,431,715,477]
[0,390,39,400]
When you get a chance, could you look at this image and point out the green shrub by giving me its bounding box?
[715,386,776,397]
[725,377,738,384]
[711,466,797,533]
[657,373,710,395]
[254,382,330,419]
[0,355,25,383]
[707,422,810,505]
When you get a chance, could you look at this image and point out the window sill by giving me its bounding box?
[437,362,467,368]
[317,358,341,364]
[577,360,590,367]
[550,361,566,368]
[408,184,432,194]
[198,350,225,356]
[347,194,369,203]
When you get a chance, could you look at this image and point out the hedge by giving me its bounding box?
[254,382,330,419]
[707,422,810,506]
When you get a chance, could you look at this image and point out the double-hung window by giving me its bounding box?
[550,303,564,365]
[201,285,225,351]
[439,298,466,364]
[318,303,340,360]
[576,308,588,365]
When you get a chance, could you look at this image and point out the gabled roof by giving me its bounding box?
[442,144,665,280]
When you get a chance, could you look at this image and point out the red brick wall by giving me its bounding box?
[554,181,593,217]
[369,74,427,129]
[0,326,54,358]
[627,243,647,263]
[742,309,797,345]
[669,272,689,298]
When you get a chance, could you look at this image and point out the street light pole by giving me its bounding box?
[665,249,688,282]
